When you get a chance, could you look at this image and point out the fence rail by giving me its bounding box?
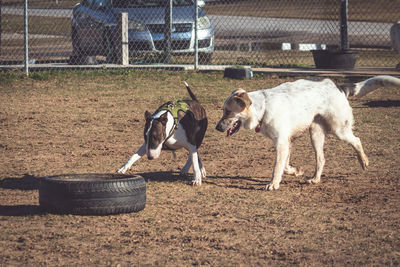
[0,0,399,72]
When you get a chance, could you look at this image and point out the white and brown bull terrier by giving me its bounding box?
[118,82,208,185]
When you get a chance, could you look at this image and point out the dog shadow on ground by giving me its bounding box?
[139,171,272,190]
[0,174,43,216]
[205,175,270,191]
[139,171,192,183]
[363,100,400,108]
[138,171,318,191]
[205,176,315,191]
[205,174,350,191]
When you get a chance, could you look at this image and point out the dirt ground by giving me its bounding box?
[1,70,399,266]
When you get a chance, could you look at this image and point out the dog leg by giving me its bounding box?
[180,157,192,177]
[117,143,146,174]
[284,146,304,177]
[267,140,290,190]
[307,122,326,184]
[189,144,202,186]
[334,128,369,170]
[180,154,206,179]
[198,155,206,178]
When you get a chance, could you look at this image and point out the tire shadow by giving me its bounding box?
[0,205,43,216]
[0,174,43,216]
[0,174,41,190]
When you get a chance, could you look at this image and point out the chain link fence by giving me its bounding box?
[0,0,399,70]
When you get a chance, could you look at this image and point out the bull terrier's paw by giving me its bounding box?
[192,173,201,185]
[266,182,280,191]
[306,176,320,184]
[117,166,127,174]
[192,177,202,186]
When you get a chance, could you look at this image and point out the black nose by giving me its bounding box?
[216,123,224,132]
[147,155,154,160]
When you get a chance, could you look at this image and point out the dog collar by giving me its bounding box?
[255,120,262,133]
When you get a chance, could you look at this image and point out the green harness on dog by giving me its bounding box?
[155,99,190,128]
[154,99,190,150]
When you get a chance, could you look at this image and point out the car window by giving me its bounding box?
[111,0,194,8]
[81,0,94,7]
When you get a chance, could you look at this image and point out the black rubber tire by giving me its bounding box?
[223,67,253,80]
[39,173,146,215]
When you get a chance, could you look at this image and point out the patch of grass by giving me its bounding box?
[204,0,399,23]
[279,63,310,68]
[29,71,54,81]
[3,0,78,9]
[2,14,71,36]
[0,70,26,84]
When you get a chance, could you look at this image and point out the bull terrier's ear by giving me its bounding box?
[159,112,168,125]
[233,92,252,108]
[145,111,152,120]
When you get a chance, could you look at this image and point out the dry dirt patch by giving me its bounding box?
[0,70,399,266]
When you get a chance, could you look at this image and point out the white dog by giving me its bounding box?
[118,82,208,185]
[216,75,400,190]
[390,21,400,69]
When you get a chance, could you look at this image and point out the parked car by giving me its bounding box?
[70,0,214,64]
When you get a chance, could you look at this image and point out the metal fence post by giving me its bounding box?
[24,0,28,75]
[164,0,172,63]
[118,12,129,65]
[194,0,198,69]
[340,0,349,50]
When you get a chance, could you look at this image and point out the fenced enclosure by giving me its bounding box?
[0,0,399,70]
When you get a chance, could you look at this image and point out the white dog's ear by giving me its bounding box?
[145,111,152,120]
[231,88,246,95]
[233,91,252,108]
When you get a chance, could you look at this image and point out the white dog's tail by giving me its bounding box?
[342,75,400,98]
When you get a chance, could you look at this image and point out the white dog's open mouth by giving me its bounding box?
[227,120,241,137]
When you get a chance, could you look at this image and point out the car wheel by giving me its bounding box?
[106,47,120,63]
[199,53,212,64]
[39,173,146,215]
[70,27,98,65]
[70,28,85,64]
